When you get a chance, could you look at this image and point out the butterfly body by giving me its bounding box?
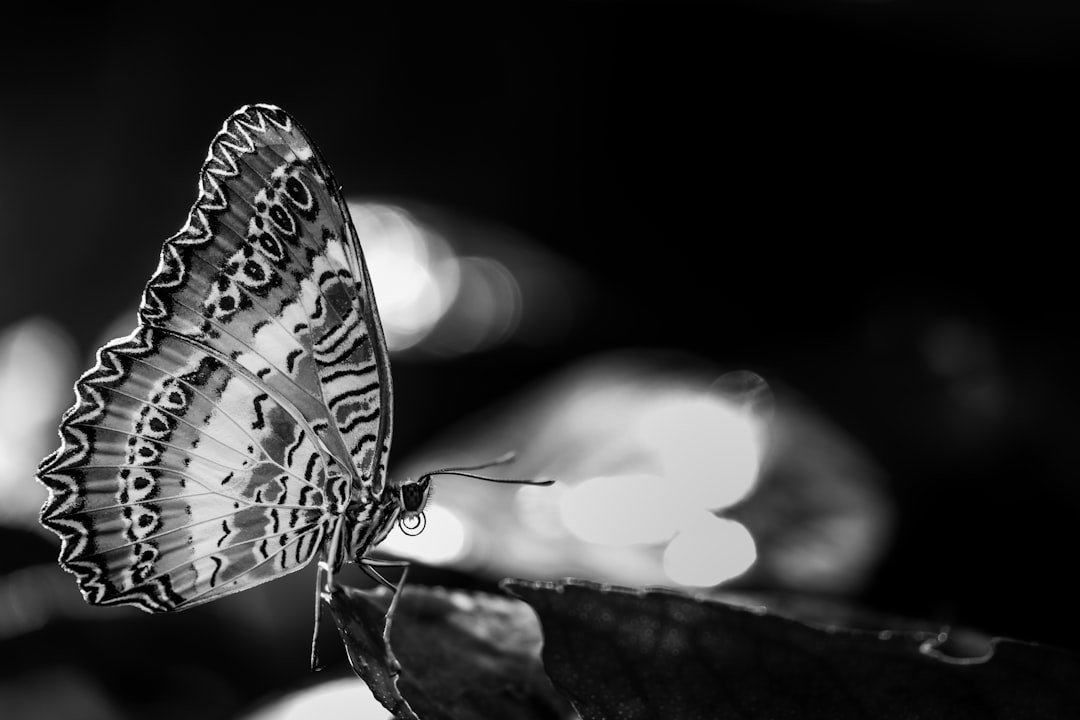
[38,105,400,613]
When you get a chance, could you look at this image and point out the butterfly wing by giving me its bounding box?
[38,105,392,611]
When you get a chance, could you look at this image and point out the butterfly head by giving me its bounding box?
[394,475,432,536]
[342,474,431,564]
[384,453,554,542]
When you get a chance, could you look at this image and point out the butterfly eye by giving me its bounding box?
[399,477,432,514]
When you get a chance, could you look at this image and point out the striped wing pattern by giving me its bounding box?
[38,105,393,612]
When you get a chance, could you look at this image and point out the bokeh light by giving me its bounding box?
[376,504,469,566]
[634,393,763,511]
[242,678,386,720]
[662,514,757,587]
[0,317,78,529]
[558,474,691,545]
[393,356,784,590]
[424,255,522,356]
[345,201,578,358]
[392,354,891,595]
[347,202,459,352]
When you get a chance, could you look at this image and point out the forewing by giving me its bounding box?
[139,104,392,489]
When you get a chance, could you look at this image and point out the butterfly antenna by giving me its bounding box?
[419,451,555,486]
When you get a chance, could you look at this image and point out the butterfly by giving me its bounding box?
[36,104,550,663]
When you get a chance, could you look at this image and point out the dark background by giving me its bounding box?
[3,2,1080,717]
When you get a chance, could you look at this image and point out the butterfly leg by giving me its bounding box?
[359,557,409,592]
[361,558,411,677]
[311,564,327,671]
[376,560,410,635]
[311,518,346,671]
[360,559,411,628]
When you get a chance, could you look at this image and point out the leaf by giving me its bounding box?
[503,578,1080,720]
[327,583,573,720]
[325,585,418,720]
